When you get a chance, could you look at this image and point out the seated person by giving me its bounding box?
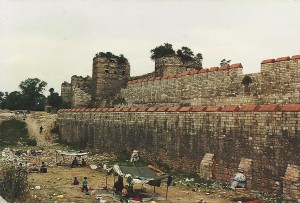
[81,158,87,167]
[73,177,79,185]
[113,176,124,194]
[230,170,246,190]
[30,164,39,173]
[130,150,140,162]
[40,162,47,173]
[71,157,79,168]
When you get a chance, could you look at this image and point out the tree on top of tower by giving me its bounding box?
[94,52,128,65]
[177,47,203,69]
[150,43,176,60]
[150,43,203,69]
[220,59,231,66]
[177,46,194,64]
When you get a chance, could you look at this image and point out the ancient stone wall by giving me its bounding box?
[58,104,300,198]
[122,64,247,106]
[121,55,300,107]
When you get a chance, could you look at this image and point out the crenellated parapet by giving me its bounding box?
[120,54,300,107]
[261,55,300,97]
[122,63,245,106]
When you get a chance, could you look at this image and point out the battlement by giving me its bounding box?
[62,53,300,108]
[261,54,300,64]
[58,104,300,113]
[121,54,299,107]
[128,63,243,84]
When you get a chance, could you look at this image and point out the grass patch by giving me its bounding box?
[0,118,29,148]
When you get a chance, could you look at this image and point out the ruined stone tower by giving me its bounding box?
[61,81,72,103]
[91,55,130,102]
[154,56,183,76]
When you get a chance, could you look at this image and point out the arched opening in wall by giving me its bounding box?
[105,69,109,74]
[241,75,252,96]
[114,71,117,74]
[122,71,125,76]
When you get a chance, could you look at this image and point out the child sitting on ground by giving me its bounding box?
[73,177,79,185]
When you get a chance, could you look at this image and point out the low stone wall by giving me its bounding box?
[58,104,300,198]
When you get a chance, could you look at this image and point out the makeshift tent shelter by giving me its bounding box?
[112,164,169,187]
[55,150,88,165]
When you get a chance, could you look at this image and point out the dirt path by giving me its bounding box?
[24,112,57,146]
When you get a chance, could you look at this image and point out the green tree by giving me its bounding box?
[47,88,62,109]
[95,52,128,65]
[33,94,47,111]
[150,43,175,60]
[195,53,203,62]
[220,59,231,66]
[177,46,194,64]
[0,91,24,110]
[19,78,47,111]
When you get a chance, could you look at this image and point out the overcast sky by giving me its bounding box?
[0,0,299,95]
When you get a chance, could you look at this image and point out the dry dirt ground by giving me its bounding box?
[2,111,246,203]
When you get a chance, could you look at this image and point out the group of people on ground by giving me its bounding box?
[71,157,87,168]
[28,161,47,173]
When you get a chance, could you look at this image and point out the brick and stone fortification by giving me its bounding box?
[58,53,300,198]
[91,56,130,102]
[121,55,300,107]
[58,104,300,199]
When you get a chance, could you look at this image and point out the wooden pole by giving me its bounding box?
[166,186,169,199]
[105,174,108,189]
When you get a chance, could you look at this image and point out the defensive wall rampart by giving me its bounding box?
[121,55,300,107]
[58,104,300,198]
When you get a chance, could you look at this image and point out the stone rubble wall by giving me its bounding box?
[71,87,92,108]
[58,104,300,197]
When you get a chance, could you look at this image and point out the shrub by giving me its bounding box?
[0,165,29,202]
[26,138,37,146]
[0,118,28,147]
